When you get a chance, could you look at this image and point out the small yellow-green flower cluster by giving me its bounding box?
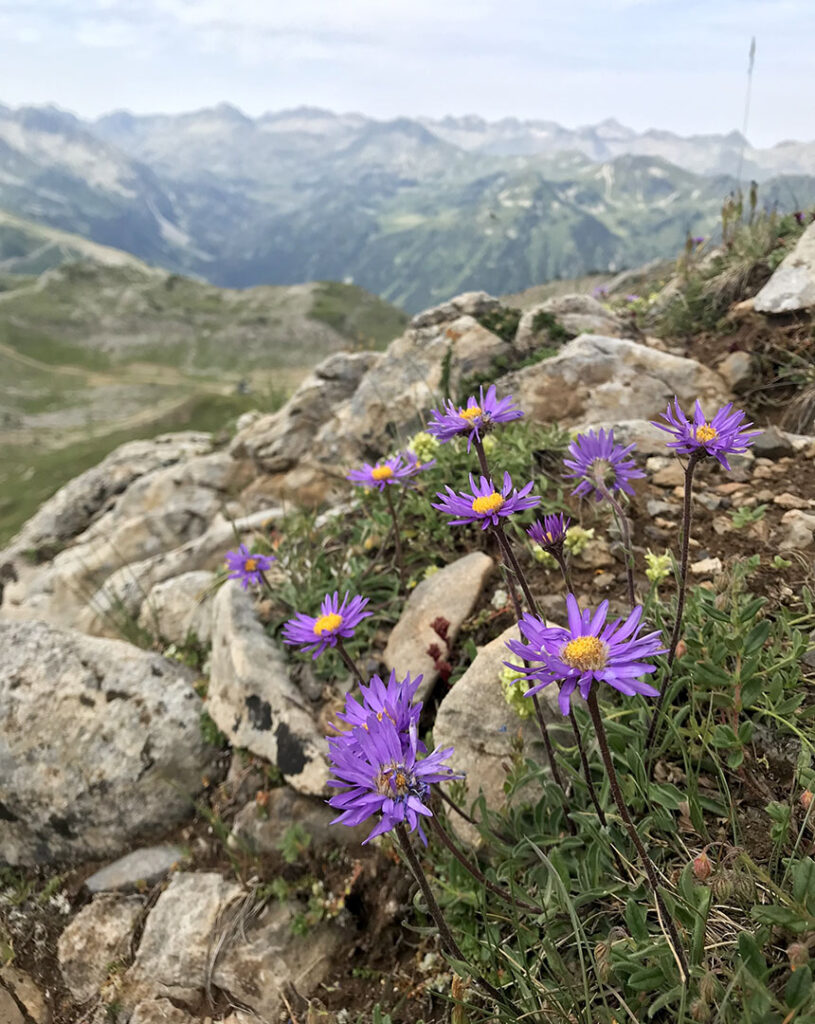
[531,545,558,567]
[564,525,594,556]
[645,549,673,584]
[408,431,440,465]
[500,665,534,719]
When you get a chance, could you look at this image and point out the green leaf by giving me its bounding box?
[738,930,769,979]
[751,905,808,931]
[627,965,668,991]
[625,898,649,942]
[792,859,815,907]
[743,620,771,655]
[728,747,745,769]
[740,676,764,709]
[785,965,812,1008]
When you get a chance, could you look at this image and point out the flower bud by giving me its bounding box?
[693,851,713,881]
[676,639,687,659]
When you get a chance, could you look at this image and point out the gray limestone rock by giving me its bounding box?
[383,552,494,700]
[0,620,214,865]
[433,623,568,845]
[208,581,329,795]
[501,335,732,428]
[754,223,815,312]
[84,845,185,893]
[58,895,144,1002]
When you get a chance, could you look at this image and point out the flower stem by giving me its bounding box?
[596,483,636,609]
[492,526,575,834]
[644,452,700,759]
[395,824,521,1014]
[335,638,365,688]
[428,814,544,914]
[385,486,406,589]
[568,709,606,827]
[585,690,689,981]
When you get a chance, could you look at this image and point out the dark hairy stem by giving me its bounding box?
[495,523,538,615]
[568,709,607,827]
[586,691,689,981]
[395,824,521,1014]
[437,788,516,847]
[385,486,406,588]
[335,638,365,688]
[553,551,574,594]
[644,453,700,759]
[428,814,544,914]
[596,482,636,609]
[473,435,491,478]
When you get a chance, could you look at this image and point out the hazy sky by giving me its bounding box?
[1,0,813,146]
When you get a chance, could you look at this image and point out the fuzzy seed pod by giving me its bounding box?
[594,940,612,982]
[788,942,810,969]
[801,790,813,812]
[691,998,712,1022]
[699,971,720,1003]
[711,871,735,903]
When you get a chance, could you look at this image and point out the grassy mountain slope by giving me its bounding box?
[0,255,406,543]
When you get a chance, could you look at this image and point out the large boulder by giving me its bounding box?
[0,620,215,865]
[501,334,731,428]
[207,582,329,795]
[754,222,815,313]
[434,623,568,844]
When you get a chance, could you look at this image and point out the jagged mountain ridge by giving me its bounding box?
[3,102,815,311]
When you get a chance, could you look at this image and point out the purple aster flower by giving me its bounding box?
[563,429,644,503]
[347,451,434,491]
[693,236,705,245]
[432,471,540,530]
[327,713,462,844]
[651,398,760,471]
[336,670,423,742]
[426,384,523,450]
[505,594,665,715]
[282,590,371,658]
[625,293,640,303]
[225,544,275,590]
[527,513,571,555]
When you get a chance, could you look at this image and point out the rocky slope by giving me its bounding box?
[1,245,814,1022]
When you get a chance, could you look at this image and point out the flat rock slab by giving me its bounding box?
[208,582,329,795]
[0,620,215,866]
[85,845,184,893]
[754,222,815,312]
[384,552,494,700]
[434,623,569,845]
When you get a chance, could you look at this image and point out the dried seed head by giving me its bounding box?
[699,971,720,1003]
[691,998,712,1022]
[801,790,813,812]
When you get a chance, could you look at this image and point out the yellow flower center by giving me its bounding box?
[460,405,482,421]
[394,770,409,793]
[561,635,608,671]
[371,465,394,481]
[472,492,505,514]
[695,423,718,442]
[313,612,343,635]
[244,557,258,572]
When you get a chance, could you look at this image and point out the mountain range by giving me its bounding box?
[2,102,815,312]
